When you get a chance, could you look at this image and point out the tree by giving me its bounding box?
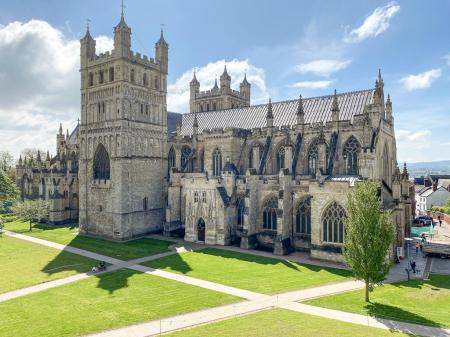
[0,151,14,171]
[12,199,49,231]
[344,180,395,302]
[0,217,4,236]
[0,169,18,200]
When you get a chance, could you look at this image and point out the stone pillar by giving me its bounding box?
[284,146,292,172]
[252,146,260,169]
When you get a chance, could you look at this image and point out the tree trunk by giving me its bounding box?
[29,220,32,232]
[365,279,370,302]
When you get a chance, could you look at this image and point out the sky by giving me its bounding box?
[0,0,449,164]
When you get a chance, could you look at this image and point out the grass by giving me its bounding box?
[0,235,97,294]
[166,308,412,337]
[144,248,353,294]
[0,268,240,337]
[5,219,173,260]
[305,274,450,328]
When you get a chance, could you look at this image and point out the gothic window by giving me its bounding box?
[343,136,361,175]
[145,105,149,115]
[154,77,159,89]
[236,197,245,227]
[322,201,345,243]
[143,197,148,210]
[202,191,206,203]
[89,72,93,86]
[207,103,210,111]
[295,198,311,235]
[277,146,286,172]
[194,192,199,203]
[99,70,104,84]
[70,152,78,173]
[168,146,176,173]
[93,144,110,180]
[212,148,222,176]
[143,73,148,86]
[213,102,217,110]
[200,105,204,112]
[181,146,192,173]
[262,196,278,230]
[308,141,318,175]
[130,69,135,83]
[109,67,114,81]
[140,104,144,114]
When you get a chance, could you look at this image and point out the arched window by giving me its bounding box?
[88,72,94,86]
[296,198,311,236]
[322,201,345,243]
[154,77,159,89]
[200,105,203,112]
[130,69,135,83]
[212,148,222,176]
[207,103,210,111]
[277,146,286,172]
[168,146,176,174]
[308,141,318,175]
[181,146,192,173]
[213,102,217,110]
[93,144,110,180]
[382,144,390,184]
[109,67,114,81]
[262,196,278,230]
[143,73,148,86]
[343,136,361,175]
[70,152,78,173]
[99,70,104,84]
[236,197,245,228]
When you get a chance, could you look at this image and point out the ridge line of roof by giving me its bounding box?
[183,88,374,116]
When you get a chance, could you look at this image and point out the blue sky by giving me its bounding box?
[0,0,449,163]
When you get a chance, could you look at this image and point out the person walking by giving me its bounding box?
[411,260,417,274]
[438,215,442,227]
[415,242,419,255]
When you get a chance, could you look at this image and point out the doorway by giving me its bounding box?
[197,218,206,242]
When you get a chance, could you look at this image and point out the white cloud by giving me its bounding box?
[294,59,351,77]
[167,59,268,113]
[0,20,113,158]
[444,53,450,66]
[396,129,432,142]
[290,80,333,90]
[399,69,441,91]
[345,2,400,43]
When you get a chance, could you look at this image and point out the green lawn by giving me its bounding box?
[5,220,173,260]
[0,235,97,294]
[145,248,353,294]
[167,308,411,337]
[306,274,450,328]
[0,268,240,337]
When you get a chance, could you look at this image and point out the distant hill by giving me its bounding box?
[406,160,450,177]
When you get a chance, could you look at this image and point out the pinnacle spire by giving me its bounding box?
[157,27,168,46]
[193,111,198,129]
[266,98,274,119]
[297,94,304,115]
[241,72,250,85]
[59,123,63,135]
[190,71,199,85]
[331,89,339,112]
[213,77,218,89]
[220,64,231,80]
[46,151,50,161]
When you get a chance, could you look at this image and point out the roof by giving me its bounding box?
[438,179,450,189]
[180,89,374,135]
[419,187,434,197]
[68,124,79,145]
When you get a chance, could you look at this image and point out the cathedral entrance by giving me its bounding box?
[197,218,206,242]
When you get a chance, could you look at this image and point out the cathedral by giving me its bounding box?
[17,13,412,262]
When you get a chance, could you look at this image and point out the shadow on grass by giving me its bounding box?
[366,302,446,332]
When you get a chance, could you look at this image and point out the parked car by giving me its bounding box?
[417,216,433,226]
[412,218,427,227]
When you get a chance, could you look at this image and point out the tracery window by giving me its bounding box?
[322,201,345,243]
[236,197,245,227]
[130,69,135,83]
[89,72,93,86]
[143,73,148,86]
[93,144,110,180]
[262,196,278,230]
[277,146,286,172]
[296,198,311,235]
[343,136,361,175]
[168,146,176,174]
[308,141,318,175]
[109,67,114,81]
[212,148,222,176]
[99,70,104,84]
[181,146,192,173]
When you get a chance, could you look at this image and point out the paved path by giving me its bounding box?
[6,230,447,337]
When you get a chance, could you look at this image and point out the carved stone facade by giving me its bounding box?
[189,67,250,113]
[77,14,168,240]
[16,124,79,224]
[167,72,412,261]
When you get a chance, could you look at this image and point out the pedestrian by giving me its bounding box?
[439,216,442,227]
[411,260,416,274]
[415,242,419,255]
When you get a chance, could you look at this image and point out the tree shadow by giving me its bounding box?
[144,250,194,274]
[366,302,446,332]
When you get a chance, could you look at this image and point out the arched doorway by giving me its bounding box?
[197,218,206,242]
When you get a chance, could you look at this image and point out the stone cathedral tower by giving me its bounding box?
[78,12,169,240]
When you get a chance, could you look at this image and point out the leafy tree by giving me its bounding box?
[0,169,18,200]
[0,151,14,171]
[0,217,4,236]
[12,200,49,231]
[344,180,395,302]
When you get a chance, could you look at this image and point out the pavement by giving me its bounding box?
[4,229,450,337]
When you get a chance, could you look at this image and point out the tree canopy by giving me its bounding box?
[344,180,395,302]
[0,168,18,200]
[12,199,49,231]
